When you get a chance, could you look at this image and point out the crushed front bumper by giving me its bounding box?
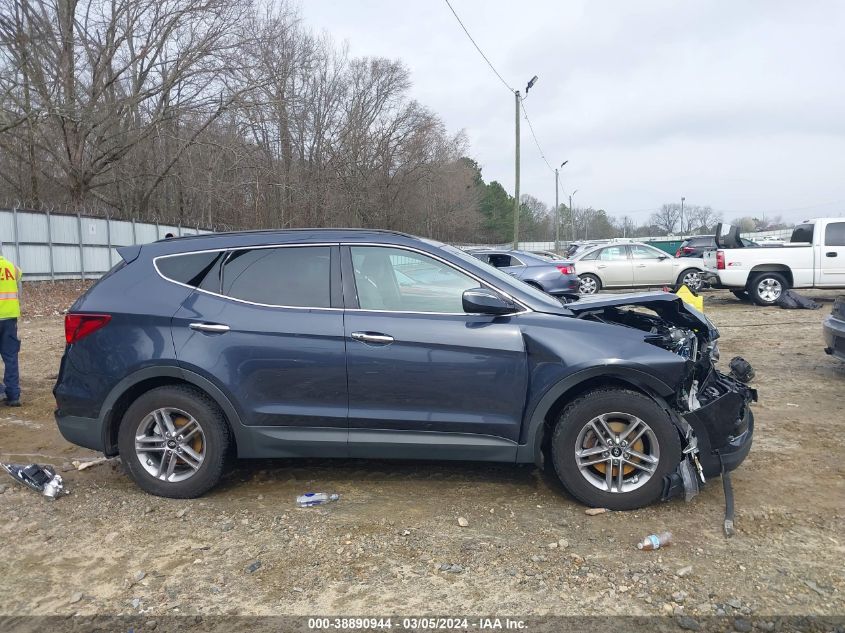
[683,371,756,479]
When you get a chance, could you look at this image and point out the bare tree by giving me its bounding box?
[650,203,682,235]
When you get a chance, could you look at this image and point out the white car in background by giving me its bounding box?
[573,242,706,294]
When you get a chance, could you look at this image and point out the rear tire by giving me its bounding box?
[748,272,788,306]
[550,389,681,510]
[731,289,750,302]
[579,274,601,295]
[118,385,231,498]
[677,269,703,292]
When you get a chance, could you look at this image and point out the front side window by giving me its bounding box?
[599,246,629,261]
[824,222,845,246]
[221,246,331,307]
[351,246,480,313]
[630,245,665,259]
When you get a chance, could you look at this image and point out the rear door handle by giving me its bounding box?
[189,322,230,334]
[351,331,394,345]
[827,252,838,257]
[597,264,607,269]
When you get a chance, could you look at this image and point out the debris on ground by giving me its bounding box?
[72,456,112,471]
[776,289,822,309]
[584,507,608,516]
[296,492,339,507]
[637,531,673,550]
[1,462,68,499]
[457,516,469,527]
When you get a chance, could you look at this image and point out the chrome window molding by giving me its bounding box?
[151,241,533,316]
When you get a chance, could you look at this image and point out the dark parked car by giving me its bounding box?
[55,229,756,510]
[823,296,845,361]
[468,249,579,296]
[676,235,757,258]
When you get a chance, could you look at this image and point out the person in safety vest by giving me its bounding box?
[0,250,22,406]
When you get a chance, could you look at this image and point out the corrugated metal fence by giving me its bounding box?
[0,209,213,281]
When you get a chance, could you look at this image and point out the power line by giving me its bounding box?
[520,99,555,173]
[443,0,514,93]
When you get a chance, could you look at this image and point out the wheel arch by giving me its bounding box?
[516,367,677,467]
[748,265,793,287]
[99,366,246,457]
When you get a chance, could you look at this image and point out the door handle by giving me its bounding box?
[827,252,838,257]
[189,322,230,333]
[636,264,647,268]
[597,264,607,269]
[351,331,394,345]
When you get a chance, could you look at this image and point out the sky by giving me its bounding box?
[298,0,845,225]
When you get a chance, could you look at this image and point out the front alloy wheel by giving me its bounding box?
[579,274,600,294]
[574,412,659,493]
[551,388,681,510]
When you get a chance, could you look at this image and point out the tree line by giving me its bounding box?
[0,0,788,245]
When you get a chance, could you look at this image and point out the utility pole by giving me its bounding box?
[680,196,685,236]
[554,160,568,253]
[569,189,578,242]
[512,89,521,250]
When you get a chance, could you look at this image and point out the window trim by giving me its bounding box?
[342,243,532,316]
[153,243,342,311]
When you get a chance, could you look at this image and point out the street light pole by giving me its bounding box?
[569,189,578,242]
[680,196,685,236]
[513,89,520,250]
[554,160,568,253]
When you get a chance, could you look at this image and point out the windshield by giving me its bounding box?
[441,245,566,309]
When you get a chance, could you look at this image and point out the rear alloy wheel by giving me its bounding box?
[749,272,787,306]
[677,269,703,292]
[551,389,681,510]
[579,274,601,295]
[118,385,231,498]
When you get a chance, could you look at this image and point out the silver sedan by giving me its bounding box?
[573,243,706,294]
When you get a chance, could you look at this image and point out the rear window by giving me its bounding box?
[791,224,814,243]
[824,222,845,246]
[221,246,331,308]
[157,252,223,288]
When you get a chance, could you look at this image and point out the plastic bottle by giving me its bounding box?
[296,492,339,508]
[637,531,673,550]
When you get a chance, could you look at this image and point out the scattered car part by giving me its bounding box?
[729,357,755,383]
[1,462,68,499]
[776,289,821,310]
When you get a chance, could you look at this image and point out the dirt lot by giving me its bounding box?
[0,284,843,621]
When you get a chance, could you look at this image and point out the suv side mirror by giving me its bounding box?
[462,288,517,315]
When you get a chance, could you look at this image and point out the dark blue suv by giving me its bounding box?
[55,229,756,509]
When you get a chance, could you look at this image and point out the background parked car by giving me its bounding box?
[469,249,579,296]
[676,235,758,258]
[823,296,845,361]
[573,242,706,294]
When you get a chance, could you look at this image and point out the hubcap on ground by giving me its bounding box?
[579,276,598,294]
[757,277,782,303]
[135,407,206,482]
[574,412,660,493]
[683,271,702,290]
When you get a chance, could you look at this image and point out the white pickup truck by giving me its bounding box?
[703,218,845,305]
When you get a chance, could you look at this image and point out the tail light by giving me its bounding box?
[716,250,726,270]
[65,313,112,344]
[676,246,694,257]
[675,247,682,257]
[556,264,575,275]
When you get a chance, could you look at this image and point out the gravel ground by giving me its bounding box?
[0,284,843,622]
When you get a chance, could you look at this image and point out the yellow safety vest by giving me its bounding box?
[0,256,21,319]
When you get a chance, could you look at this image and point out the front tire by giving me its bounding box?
[748,272,788,306]
[550,389,681,510]
[118,385,231,498]
[579,274,601,295]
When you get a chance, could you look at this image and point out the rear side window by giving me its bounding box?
[221,246,331,307]
[157,252,223,288]
[824,222,845,246]
[791,224,814,243]
[488,254,516,268]
[599,246,629,261]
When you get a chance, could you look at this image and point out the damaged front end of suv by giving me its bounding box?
[565,292,757,506]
